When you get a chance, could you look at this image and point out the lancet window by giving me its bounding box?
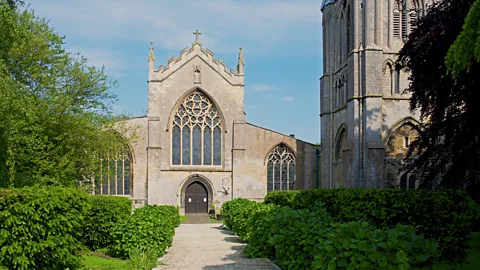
[172,91,222,166]
[267,144,295,192]
[94,143,132,196]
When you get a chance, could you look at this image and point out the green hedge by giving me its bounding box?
[223,199,441,269]
[82,195,132,250]
[0,186,90,270]
[264,188,480,263]
[310,221,440,269]
[222,198,258,239]
[108,205,180,259]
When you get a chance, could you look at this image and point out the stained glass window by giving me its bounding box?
[182,126,190,165]
[267,144,295,192]
[95,143,132,196]
[172,126,181,165]
[267,162,273,192]
[192,126,201,165]
[213,127,221,165]
[172,91,222,166]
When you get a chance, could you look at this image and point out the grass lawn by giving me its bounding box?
[436,232,480,270]
[180,215,187,222]
[81,253,130,270]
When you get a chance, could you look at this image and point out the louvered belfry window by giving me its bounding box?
[393,1,401,38]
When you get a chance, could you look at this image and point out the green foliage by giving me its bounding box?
[243,203,281,258]
[446,0,480,78]
[108,205,180,259]
[223,198,440,269]
[0,186,90,270]
[83,196,132,251]
[222,198,257,239]
[0,1,134,188]
[268,205,333,269]
[311,222,440,270]
[265,189,480,263]
[128,247,159,270]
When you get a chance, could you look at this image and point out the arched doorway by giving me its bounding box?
[185,181,208,214]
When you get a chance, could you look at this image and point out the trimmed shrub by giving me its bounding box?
[243,203,281,258]
[265,188,480,263]
[225,198,440,269]
[108,205,180,259]
[269,205,333,269]
[82,195,132,250]
[311,221,440,269]
[222,198,257,238]
[0,186,90,270]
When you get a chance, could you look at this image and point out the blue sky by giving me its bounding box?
[29,0,323,143]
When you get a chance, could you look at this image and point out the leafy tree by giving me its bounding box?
[396,0,480,200]
[0,1,135,188]
[446,0,480,77]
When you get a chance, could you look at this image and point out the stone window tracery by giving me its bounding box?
[172,91,222,166]
[94,144,132,196]
[267,144,295,192]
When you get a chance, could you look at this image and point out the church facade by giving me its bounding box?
[94,33,319,213]
[320,0,434,189]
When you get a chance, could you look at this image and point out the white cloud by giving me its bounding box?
[251,84,274,92]
[282,96,293,102]
[28,0,321,54]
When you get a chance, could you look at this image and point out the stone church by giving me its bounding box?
[93,32,319,213]
[320,0,433,189]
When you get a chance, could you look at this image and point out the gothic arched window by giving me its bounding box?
[172,91,222,166]
[383,63,393,95]
[334,128,348,187]
[267,144,295,192]
[95,142,132,196]
[394,67,401,94]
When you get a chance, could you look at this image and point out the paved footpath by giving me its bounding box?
[158,223,279,270]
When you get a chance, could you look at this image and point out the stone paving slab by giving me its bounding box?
[158,223,279,270]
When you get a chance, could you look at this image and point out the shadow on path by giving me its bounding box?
[158,223,278,270]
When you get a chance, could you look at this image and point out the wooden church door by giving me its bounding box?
[185,181,208,213]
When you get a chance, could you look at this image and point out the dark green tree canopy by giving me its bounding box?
[397,0,480,199]
[446,0,480,77]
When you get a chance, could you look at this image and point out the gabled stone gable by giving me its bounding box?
[150,43,244,86]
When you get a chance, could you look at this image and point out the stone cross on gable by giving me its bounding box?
[193,29,201,42]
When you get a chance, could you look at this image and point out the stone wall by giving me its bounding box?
[320,0,432,188]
